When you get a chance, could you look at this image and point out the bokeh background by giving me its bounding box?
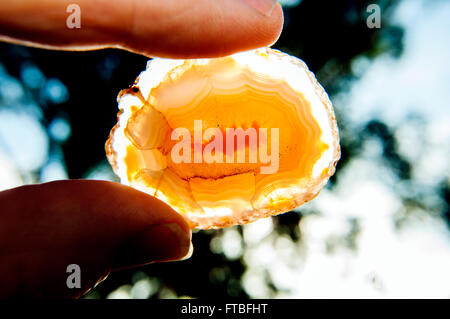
[0,0,449,298]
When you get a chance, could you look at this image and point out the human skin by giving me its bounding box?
[0,0,283,298]
[0,0,283,58]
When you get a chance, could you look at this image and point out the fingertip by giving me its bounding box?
[266,2,284,45]
[120,0,284,58]
[232,1,284,54]
[113,222,192,270]
[206,1,285,57]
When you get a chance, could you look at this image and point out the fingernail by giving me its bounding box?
[115,223,192,269]
[241,0,278,17]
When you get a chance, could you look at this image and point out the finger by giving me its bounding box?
[0,0,283,58]
[0,180,192,298]
[124,0,284,58]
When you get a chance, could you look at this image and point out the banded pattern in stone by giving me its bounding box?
[106,48,340,229]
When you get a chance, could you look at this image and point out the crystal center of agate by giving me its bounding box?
[106,48,340,229]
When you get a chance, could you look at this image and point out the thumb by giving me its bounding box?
[0,0,283,58]
[123,0,284,58]
[0,180,192,298]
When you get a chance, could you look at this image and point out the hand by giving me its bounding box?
[0,180,192,298]
[0,0,283,298]
[0,0,283,58]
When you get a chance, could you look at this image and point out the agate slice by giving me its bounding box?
[106,48,340,229]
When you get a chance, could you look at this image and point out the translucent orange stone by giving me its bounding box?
[106,48,340,229]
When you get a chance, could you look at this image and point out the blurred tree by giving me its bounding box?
[3,0,448,299]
